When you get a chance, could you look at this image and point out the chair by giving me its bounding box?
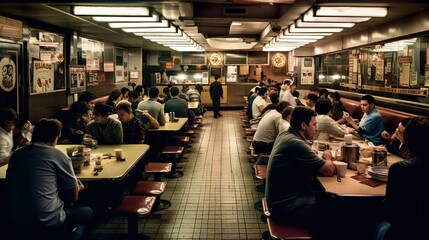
[113,196,156,240]
[144,162,172,181]
[161,146,185,178]
[261,197,312,240]
[131,181,171,211]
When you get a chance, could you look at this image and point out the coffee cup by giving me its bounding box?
[333,161,347,177]
[356,160,367,175]
[94,153,103,165]
[114,149,123,160]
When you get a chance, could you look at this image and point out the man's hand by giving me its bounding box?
[77,180,85,192]
[322,149,333,161]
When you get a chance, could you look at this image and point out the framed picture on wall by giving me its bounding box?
[69,65,86,93]
[28,29,66,95]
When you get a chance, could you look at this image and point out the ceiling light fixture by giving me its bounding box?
[283,29,332,36]
[315,6,388,17]
[109,20,169,28]
[279,34,325,40]
[303,9,370,23]
[122,26,177,33]
[92,15,159,22]
[296,18,354,28]
[73,6,150,16]
[289,23,343,33]
[133,29,183,36]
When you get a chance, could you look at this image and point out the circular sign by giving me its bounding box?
[0,57,16,92]
[271,52,286,68]
[209,53,223,66]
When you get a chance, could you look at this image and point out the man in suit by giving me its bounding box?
[209,76,223,118]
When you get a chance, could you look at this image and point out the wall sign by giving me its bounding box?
[271,52,286,68]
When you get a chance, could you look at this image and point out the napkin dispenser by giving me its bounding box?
[341,143,360,170]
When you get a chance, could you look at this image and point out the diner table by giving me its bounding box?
[317,137,402,197]
[148,117,188,132]
[0,144,150,182]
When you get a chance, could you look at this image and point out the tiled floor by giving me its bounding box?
[86,110,268,240]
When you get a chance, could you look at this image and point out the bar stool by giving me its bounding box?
[161,146,184,178]
[113,196,156,240]
[131,181,171,211]
[144,162,172,181]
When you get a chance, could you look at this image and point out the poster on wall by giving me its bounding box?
[69,65,86,93]
[81,38,103,71]
[0,53,17,93]
[398,56,412,87]
[300,57,314,85]
[32,60,54,93]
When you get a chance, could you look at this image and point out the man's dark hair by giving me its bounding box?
[328,92,341,101]
[361,94,376,105]
[276,101,291,113]
[290,106,317,130]
[108,90,121,102]
[259,82,266,87]
[149,86,160,98]
[93,103,112,116]
[32,118,62,143]
[307,93,319,103]
[120,87,130,95]
[315,98,332,115]
[0,108,19,129]
[135,85,144,95]
[258,87,268,96]
[318,89,329,98]
[128,91,139,100]
[78,91,97,103]
[404,117,429,157]
[69,101,88,117]
[170,86,180,97]
[282,106,294,120]
[269,92,279,105]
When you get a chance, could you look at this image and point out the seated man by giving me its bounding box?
[165,86,194,122]
[137,86,166,127]
[86,103,123,144]
[7,118,92,239]
[252,101,290,154]
[314,98,348,141]
[116,100,159,144]
[305,93,319,110]
[251,87,269,119]
[266,106,336,238]
[343,94,384,145]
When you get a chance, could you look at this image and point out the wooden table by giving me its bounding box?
[148,117,188,132]
[0,144,150,182]
[318,138,402,197]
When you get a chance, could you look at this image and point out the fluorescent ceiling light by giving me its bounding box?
[164,43,198,47]
[231,22,242,26]
[158,40,194,45]
[289,23,343,33]
[122,26,177,33]
[296,18,354,28]
[73,6,150,16]
[109,20,169,28]
[303,9,370,23]
[152,37,192,43]
[275,37,317,43]
[279,34,325,40]
[133,29,183,36]
[142,34,187,40]
[283,29,332,36]
[93,15,159,22]
[316,7,388,17]
[263,46,297,51]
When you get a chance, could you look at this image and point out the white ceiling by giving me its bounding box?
[0,1,428,52]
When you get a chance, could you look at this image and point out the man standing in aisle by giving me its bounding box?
[210,76,223,118]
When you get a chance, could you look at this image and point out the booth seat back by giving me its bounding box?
[341,98,421,133]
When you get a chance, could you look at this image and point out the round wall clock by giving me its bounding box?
[209,53,223,66]
[272,53,286,68]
